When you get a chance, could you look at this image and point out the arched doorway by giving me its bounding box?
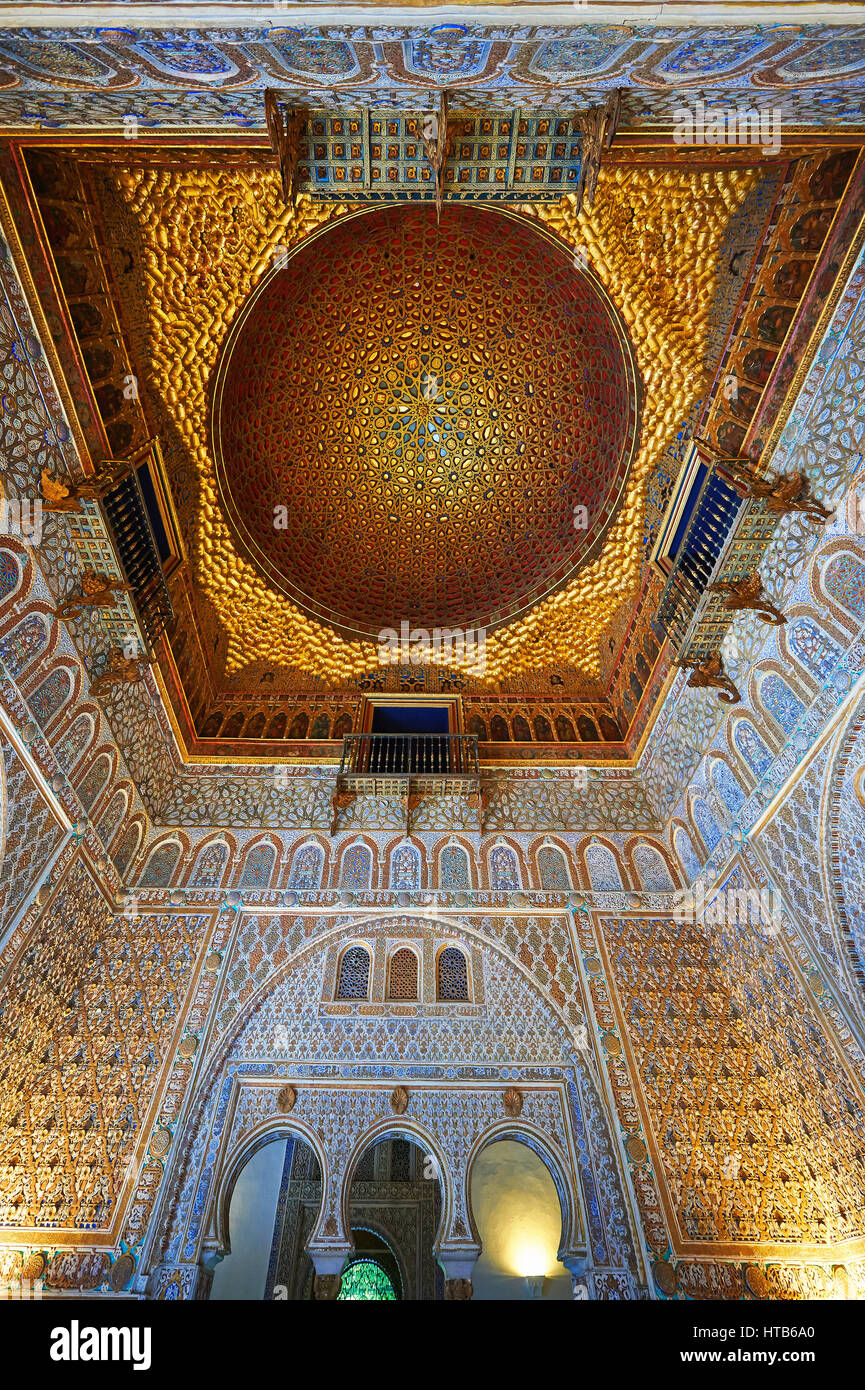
[211,1135,321,1300]
[342,1136,443,1300]
[469,1139,572,1299]
[338,1235,399,1301]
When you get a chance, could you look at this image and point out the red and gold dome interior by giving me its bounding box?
[211,204,640,639]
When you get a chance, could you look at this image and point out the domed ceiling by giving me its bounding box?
[211,203,640,640]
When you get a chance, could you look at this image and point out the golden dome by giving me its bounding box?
[211,203,640,640]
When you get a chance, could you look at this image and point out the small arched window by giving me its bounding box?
[440,844,470,890]
[240,843,276,888]
[75,752,112,811]
[340,844,372,891]
[824,552,865,619]
[789,619,840,683]
[633,842,673,892]
[733,719,773,779]
[759,673,805,733]
[29,668,72,727]
[289,843,324,890]
[113,821,142,878]
[538,845,570,890]
[96,789,127,847]
[337,945,371,1000]
[584,842,622,892]
[710,758,746,816]
[0,613,48,678]
[390,844,421,890]
[437,947,469,1001]
[139,841,181,888]
[387,948,419,1001]
[192,841,230,887]
[674,827,702,884]
[0,548,21,603]
[490,845,520,891]
[56,713,94,772]
[692,799,721,853]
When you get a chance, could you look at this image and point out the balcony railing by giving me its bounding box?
[102,465,173,647]
[339,733,479,777]
[653,444,781,667]
[332,734,481,834]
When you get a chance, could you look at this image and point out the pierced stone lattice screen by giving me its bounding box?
[437,946,469,1001]
[341,845,373,891]
[337,945,371,1000]
[440,844,469,890]
[387,947,419,1000]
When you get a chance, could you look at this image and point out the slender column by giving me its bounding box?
[307,1247,350,1301]
[437,1246,480,1300]
[561,1253,593,1300]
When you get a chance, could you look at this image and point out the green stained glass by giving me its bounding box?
[337,1259,397,1301]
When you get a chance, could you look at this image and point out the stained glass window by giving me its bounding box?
[340,844,372,891]
[289,843,324,890]
[337,1259,396,1301]
[789,618,841,683]
[585,842,622,892]
[437,946,469,1001]
[490,845,519,891]
[387,947,419,1000]
[240,844,275,888]
[538,845,570,890]
[824,552,865,618]
[337,945,370,999]
[633,842,673,891]
[390,844,420,890]
[440,844,469,890]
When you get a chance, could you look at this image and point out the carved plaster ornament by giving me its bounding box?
[277,1085,297,1114]
[674,651,741,705]
[706,572,786,625]
[503,1086,523,1117]
[390,1085,409,1115]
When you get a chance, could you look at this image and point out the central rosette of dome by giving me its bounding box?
[212,204,639,641]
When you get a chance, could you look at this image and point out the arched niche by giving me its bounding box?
[466,1127,580,1299]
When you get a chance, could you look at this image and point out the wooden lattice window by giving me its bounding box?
[437,947,469,1001]
[387,948,419,1000]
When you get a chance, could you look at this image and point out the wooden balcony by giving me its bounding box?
[331,733,481,834]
